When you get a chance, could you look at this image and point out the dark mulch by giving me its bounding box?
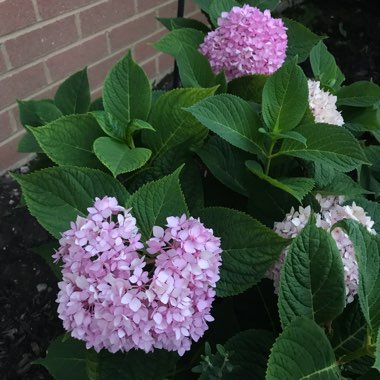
[1,1,379,378]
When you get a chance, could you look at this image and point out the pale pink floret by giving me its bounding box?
[267,195,375,303]
[54,199,222,356]
[199,5,288,80]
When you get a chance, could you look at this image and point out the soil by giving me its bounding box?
[1,1,379,378]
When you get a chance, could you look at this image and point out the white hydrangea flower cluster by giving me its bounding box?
[267,194,375,303]
[308,80,344,126]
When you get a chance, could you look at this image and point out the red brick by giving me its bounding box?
[5,16,78,69]
[0,63,47,108]
[136,0,162,13]
[46,34,108,81]
[185,0,198,15]
[0,0,36,36]
[0,49,7,74]
[142,58,157,80]
[80,0,135,37]
[0,131,32,173]
[36,0,99,20]
[157,1,178,18]
[158,53,174,74]
[88,50,126,89]
[134,29,165,62]
[108,12,157,53]
[0,109,15,142]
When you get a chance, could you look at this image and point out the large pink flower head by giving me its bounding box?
[54,199,222,356]
[267,195,375,303]
[199,5,288,80]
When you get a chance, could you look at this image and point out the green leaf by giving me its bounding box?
[279,123,370,172]
[18,99,63,127]
[278,215,346,327]
[246,160,314,202]
[17,131,43,153]
[30,114,104,168]
[312,162,337,187]
[337,81,380,107]
[128,119,155,135]
[154,28,220,88]
[54,68,91,115]
[223,329,275,379]
[126,167,188,241]
[14,167,129,238]
[317,172,370,198]
[196,136,251,196]
[32,241,60,279]
[262,58,308,132]
[334,220,380,337]
[103,51,151,126]
[239,0,279,11]
[209,0,239,26]
[93,137,151,177]
[266,317,341,380]
[284,19,325,63]
[193,0,211,12]
[186,94,265,155]
[143,87,217,160]
[331,299,374,376]
[195,207,288,297]
[268,131,307,146]
[374,329,380,372]
[179,160,204,213]
[227,74,268,103]
[92,110,127,142]
[310,41,345,91]
[157,17,210,33]
[36,336,178,380]
[89,97,103,111]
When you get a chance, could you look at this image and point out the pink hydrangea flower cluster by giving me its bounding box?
[54,197,222,355]
[267,194,375,303]
[308,79,344,126]
[199,5,287,80]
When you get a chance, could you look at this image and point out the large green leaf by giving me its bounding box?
[14,167,129,238]
[154,28,220,88]
[195,207,288,297]
[30,114,104,168]
[227,74,268,103]
[337,81,380,107]
[331,299,374,376]
[240,0,279,11]
[196,136,252,196]
[266,317,340,380]
[278,215,346,327]
[36,336,178,380]
[335,221,380,338]
[262,58,308,132]
[142,87,217,160]
[18,99,63,127]
[126,168,188,241]
[186,94,265,155]
[103,51,151,126]
[246,160,314,202]
[93,137,151,177]
[54,67,91,115]
[18,131,43,153]
[284,19,325,63]
[279,123,369,172]
[310,41,345,91]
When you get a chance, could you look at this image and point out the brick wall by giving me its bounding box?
[0,0,202,173]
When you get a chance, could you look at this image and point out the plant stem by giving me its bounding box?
[264,140,276,175]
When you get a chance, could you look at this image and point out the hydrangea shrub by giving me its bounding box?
[14,0,380,379]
